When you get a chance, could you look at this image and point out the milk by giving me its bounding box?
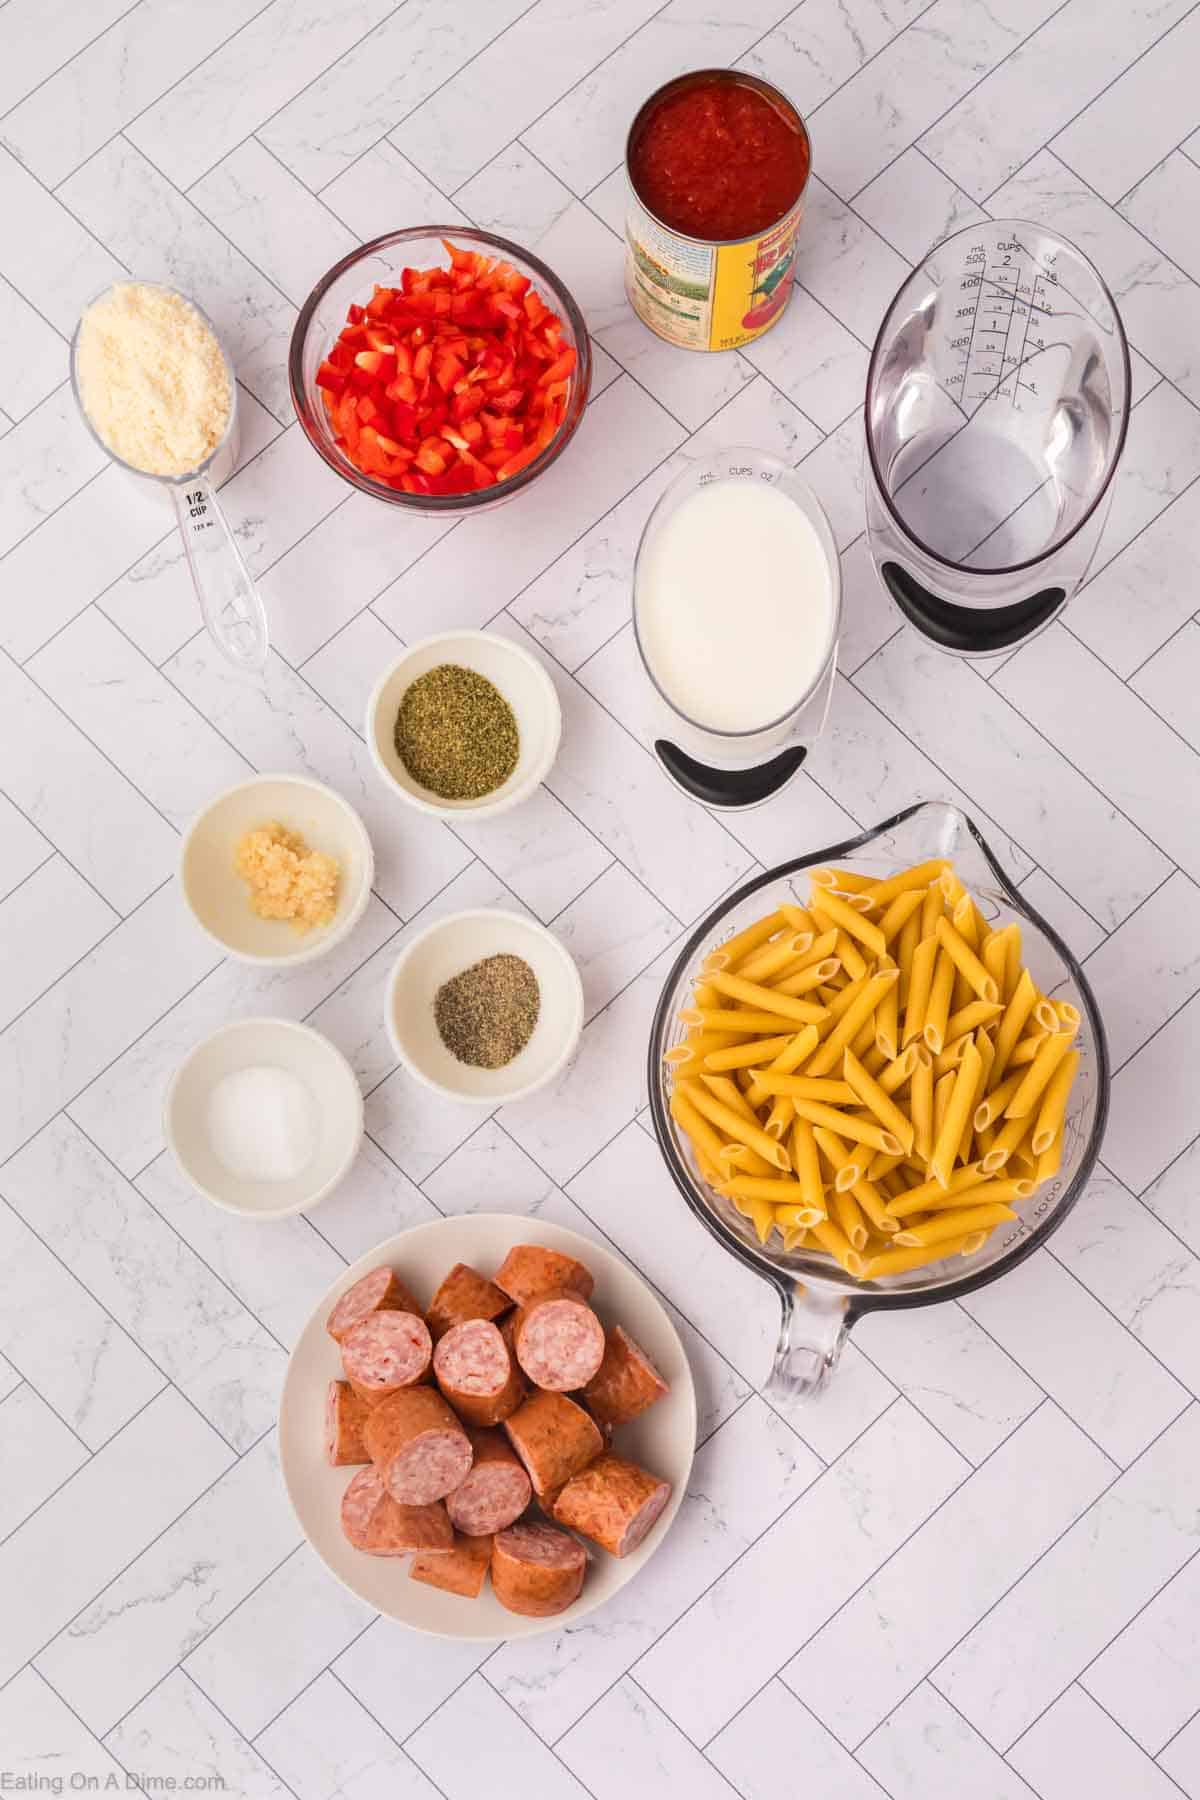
[635,477,834,734]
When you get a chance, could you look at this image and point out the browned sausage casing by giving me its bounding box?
[327,1266,423,1342]
[325,1380,371,1465]
[549,1453,671,1558]
[340,1465,453,1555]
[512,1289,605,1391]
[411,1532,492,1598]
[493,1244,594,1307]
[581,1324,669,1428]
[364,1386,474,1506]
[433,1319,525,1427]
[445,1427,532,1536]
[426,1263,511,1342]
[491,1522,586,1617]
[503,1389,603,1495]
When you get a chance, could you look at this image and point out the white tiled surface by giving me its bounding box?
[2,3,1200,1796]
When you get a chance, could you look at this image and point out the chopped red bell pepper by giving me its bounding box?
[320,240,577,495]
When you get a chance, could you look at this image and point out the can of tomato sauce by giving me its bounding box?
[625,69,811,354]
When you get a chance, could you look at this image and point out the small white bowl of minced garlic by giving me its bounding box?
[180,773,373,966]
[366,630,562,821]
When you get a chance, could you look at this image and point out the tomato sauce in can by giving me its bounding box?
[625,70,811,354]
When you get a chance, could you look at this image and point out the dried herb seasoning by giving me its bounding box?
[435,954,540,1069]
[394,663,519,801]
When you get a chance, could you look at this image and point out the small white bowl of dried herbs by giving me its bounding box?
[385,907,584,1105]
[366,630,561,821]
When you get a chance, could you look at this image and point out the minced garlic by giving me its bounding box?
[76,283,231,478]
[235,823,340,934]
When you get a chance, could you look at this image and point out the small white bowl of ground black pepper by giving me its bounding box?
[385,908,584,1105]
[366,631,561,820]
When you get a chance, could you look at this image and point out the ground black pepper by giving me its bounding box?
[434,954,541,1068]
[394,663,519,801]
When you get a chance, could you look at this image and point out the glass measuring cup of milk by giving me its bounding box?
[632,448,841,809]
[70,283,269,672]
[865,220,1130,655]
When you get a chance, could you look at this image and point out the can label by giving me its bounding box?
[625,193,803,353]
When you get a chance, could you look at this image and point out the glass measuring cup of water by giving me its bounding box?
[70,284,269,672]
[865,221,1130,655]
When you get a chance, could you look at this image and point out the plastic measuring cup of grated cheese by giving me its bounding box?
[70,281,269,671]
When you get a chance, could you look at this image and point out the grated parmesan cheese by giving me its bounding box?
[76,283,232,478]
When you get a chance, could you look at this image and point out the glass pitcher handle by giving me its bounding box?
[173,474,269,672]
[764,1279,850,1402]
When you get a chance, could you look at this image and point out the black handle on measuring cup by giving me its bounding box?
[881,563,1066,654]
[654,740,807,810]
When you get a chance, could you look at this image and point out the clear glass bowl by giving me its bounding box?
[289,227,592,515]
[646,800,1109,1399]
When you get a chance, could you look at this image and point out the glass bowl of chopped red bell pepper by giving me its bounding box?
[289,228,592,510]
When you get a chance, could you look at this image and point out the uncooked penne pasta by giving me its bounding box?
[930,1039,983,1189]
[666,857,1081,1282]
[990,968,1038,1085]
[708,971,828,1025]
[706,908,787,972]
[810,887,886,958]
[737,935,810,984]
[1005,1028,1077,1119]
[790,1116,825,1219]
[1032,1050,1079,1156]
[703,1033,795,1073]
[808,969,899,1076]
[744,1024,820,1110]
[863,1234,975,1277]
[808,867,875,894]
[894,1201,1017,1250]
[923,946,957,1053]
[670,1087,727,1168]
[878,889,925,944]
[843,1046,915,1154]
[903,937,937,1047]
[875,955,900,1060]
[682,1081,791,1172]
[831,928,868,981]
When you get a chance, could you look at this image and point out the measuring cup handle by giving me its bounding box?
[763,1278,851,1403]
[173,474,269,671]
[881,563,1065,654]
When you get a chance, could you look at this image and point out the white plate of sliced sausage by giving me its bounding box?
[278,1213,697,1639]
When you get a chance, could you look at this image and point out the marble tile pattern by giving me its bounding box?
[1,1,1199,1794]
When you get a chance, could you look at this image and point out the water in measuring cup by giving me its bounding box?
[881,231,1119,572]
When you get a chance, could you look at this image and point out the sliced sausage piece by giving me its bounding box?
[433,1319,524,1428]
[426,1263,510,1342]
[445,1427,532,1536]
[493,1244,594,1307]
[325,1380,371,1465]
[550,1454,671,1559]
[492,1522,586,1617]
[341,1311,431,1395]
[339,1466,453,1556]
[513,1289,605,1392]
[347,1379,387,1410]
[581,1325,670,1428]
[364,1386,474,1506]
[503,1389,603,1496]
[327,1266,422,1343]
[411,1533,492,1598]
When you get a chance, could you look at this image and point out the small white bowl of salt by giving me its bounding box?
[165,1018,363,1219]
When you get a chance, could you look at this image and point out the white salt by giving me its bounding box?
[205,1064,317,1183]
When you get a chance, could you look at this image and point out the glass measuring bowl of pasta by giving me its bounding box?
[632,448,840,809]
[646,800,1108,1400]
